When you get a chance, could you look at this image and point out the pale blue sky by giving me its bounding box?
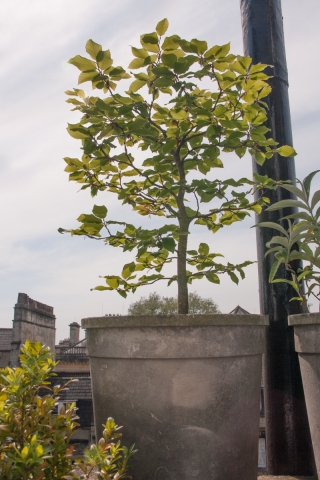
[1,0,319,341]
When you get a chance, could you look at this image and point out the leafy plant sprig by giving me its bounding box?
[258,170,320,312]
[0,342,136,480]
[59,18,295,312]
[73,418,136,480]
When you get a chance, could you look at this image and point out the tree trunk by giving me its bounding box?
[177,225,189,314]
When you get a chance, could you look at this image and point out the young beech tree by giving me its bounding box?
[59,18,295,314]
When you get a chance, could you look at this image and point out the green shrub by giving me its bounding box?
[0,341,135,479]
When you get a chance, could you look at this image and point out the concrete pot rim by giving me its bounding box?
[288,312,320,326]
[81,313,268,329]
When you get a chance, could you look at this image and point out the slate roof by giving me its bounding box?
[49,372,92,401]
[229,305,251,315]
[0,329,12,351]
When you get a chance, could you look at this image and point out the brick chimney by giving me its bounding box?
[69,322,80,346]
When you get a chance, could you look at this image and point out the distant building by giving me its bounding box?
[0,293,93,454]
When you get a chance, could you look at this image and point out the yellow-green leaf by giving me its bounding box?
[128,57,146,69]
[21,447,29,458]
[105,277,119,289]
[131,47,149,59]
[68,55,96,72]
[86,39,102,59]
[129,79,147,93]
[276,145,297,157]
[156,18,169,36]
[97,50,113,70]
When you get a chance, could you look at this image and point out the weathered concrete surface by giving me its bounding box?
[289,313,320,479]
[83,314,267,480]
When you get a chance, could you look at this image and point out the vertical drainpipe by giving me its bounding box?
[239,0,314,475]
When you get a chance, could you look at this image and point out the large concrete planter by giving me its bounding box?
[82,314,268,480]
[288,312,320,478]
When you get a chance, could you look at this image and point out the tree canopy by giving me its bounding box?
[128,291,220,315]
[60,18,295,313]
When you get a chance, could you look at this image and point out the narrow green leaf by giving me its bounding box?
[228,271,239,284]
[266,199,308,211]
[311,189,320,210]
[303,170,320,200]
[256,221,288,237]
[269,258,284,282]
[281,184,307,202]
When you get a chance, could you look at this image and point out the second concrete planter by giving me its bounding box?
[82,314,268,480]
[288,312,320,478]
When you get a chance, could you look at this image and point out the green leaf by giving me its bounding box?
[269,258,284,282]
[161,53,177,67]
[311,189,320,210]
[131,47,149,59]
[67,124,90,139]
[128,57,146,69]
[154,77,173,87]
[78,70,97,84]
[122,262,135,279]
[206,272,220,283]
[162,237,175,253]
[199,243,209,256]
[228,271,239,284]
[86,39,102,59]
[68,55,96,72]
[156,18,169,36]
[256,221,288,237]
[129,79,147,92]
[304,170,320,200]
[96,50,113,70]
[105,277,119,289]
[276,145,297,157]
[141,32,159,45]
[92,205,107,218]
[191,39,208,54]
[281,184,307,202]
[171,109,187,120]
[162,35,181,50]
[214,43,230,58]
[266,199,308,211]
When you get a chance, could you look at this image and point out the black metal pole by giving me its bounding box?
[240,0,314,475]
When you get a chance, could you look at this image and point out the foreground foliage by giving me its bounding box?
[128,291,220,315]
[0,342,135,480]
[60,18,295,312]
[258,170,320,311]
